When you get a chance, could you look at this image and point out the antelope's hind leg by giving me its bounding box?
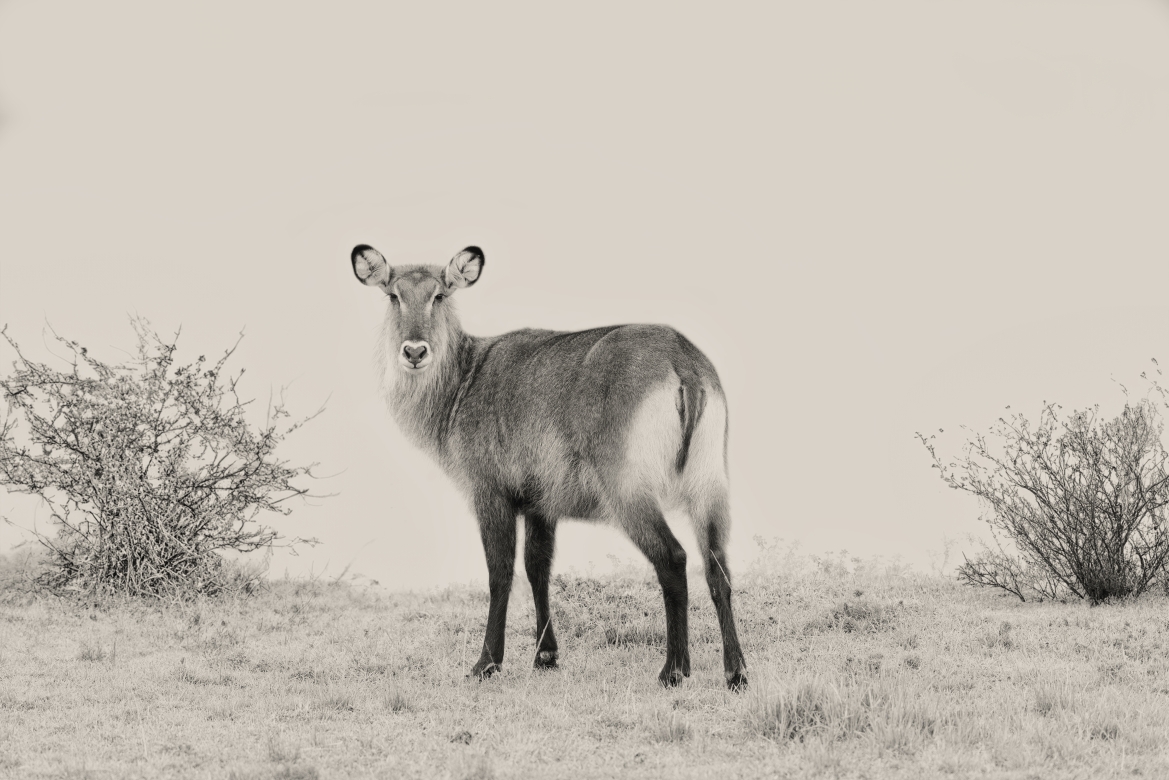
[617,496,690,687]
[469,492,517,680]
[524,513,559,669]
[694,493,747,690]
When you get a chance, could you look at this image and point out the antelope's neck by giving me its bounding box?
[383,329,477,462]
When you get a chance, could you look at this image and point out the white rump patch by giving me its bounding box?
[619,380,728,513]
[620,383,684,507]
[682,390,730,523]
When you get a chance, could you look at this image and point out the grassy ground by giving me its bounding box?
[2,545,1168,779]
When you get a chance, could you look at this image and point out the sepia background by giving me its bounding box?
[1,0,1168,590]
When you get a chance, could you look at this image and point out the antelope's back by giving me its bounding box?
[447,324,725,517]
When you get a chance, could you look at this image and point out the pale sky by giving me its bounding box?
[2,1,1168,589]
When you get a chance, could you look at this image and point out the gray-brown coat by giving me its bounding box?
[352,244,746,689]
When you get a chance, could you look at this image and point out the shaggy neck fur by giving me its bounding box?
[376,318,476,466]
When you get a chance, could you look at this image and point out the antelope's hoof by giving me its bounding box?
[727,670,748,692]
[658,667,686,688]
[467,661,501,680]
[534,650,559,669]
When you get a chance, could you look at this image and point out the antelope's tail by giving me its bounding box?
[675,378,708,474]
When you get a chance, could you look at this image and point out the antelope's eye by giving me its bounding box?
[389,293,399,302]
[434,294,445,303]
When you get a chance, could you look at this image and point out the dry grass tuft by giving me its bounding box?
[749,675,936,752]
[460,754,494,780]
[174,664,232,687]
[983,620,1015,650]
[805,598,896,634]
[383,690,411,713]
[1033,679,1077,715]
[316,692,356,712]
[604,623,666,647]
[751,677,853,742]
[266,734,301,763]
[647,711,692,743]
[1088,719,1121,741]
[76,642,105,662]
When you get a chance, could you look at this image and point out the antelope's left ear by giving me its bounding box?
[444,246,484,289]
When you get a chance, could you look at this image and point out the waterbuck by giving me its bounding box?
[350,244,747,690]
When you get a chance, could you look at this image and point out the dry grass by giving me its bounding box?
[647,710,692,743]
[1,545,1169,778]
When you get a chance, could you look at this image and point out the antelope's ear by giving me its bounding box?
[444,246,484,289]
[351,245,391,286]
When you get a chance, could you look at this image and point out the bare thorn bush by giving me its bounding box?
[919,370,1169,603]
[0,319,324,598]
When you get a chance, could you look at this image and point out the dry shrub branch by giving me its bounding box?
[919,363,1169,603]
[0,319,322,597]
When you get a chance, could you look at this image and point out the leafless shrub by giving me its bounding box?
[0,319,323,598]
[919,372,1169,603]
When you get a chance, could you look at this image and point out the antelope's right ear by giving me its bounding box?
[351,245,391,286]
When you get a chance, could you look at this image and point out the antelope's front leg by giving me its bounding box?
[469,493,517,679]
[524,513,559,668]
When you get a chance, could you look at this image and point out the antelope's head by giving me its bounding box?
[351,244,484,374]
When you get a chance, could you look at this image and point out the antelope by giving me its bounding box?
[350,244,747,690]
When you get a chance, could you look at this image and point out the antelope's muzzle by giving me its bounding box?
[400,340,432,370]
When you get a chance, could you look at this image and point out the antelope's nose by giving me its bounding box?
[402,342,429,366]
